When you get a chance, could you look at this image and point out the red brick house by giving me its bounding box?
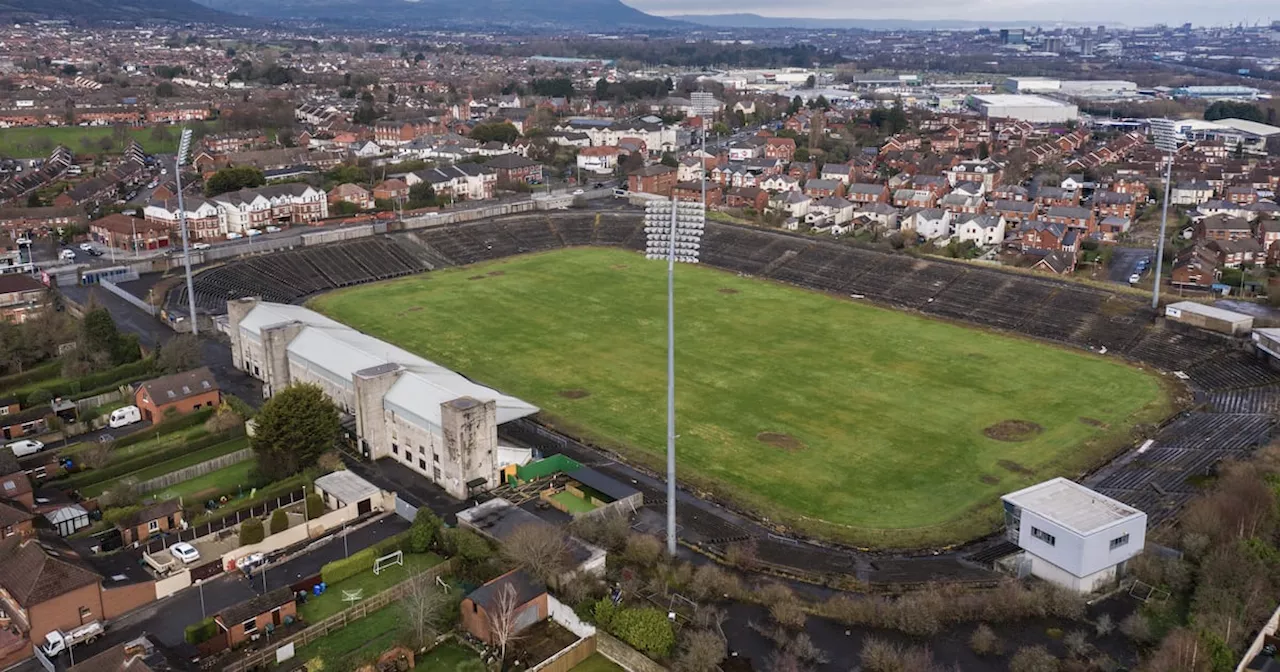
[992,200,1037,224]
[673,182,722,207]
[460,570,548,645]
[1091,191,1137,221]
[788,162,816,180]
[215,587,297,648]
[1016,221,1067,253]
[134,367,221,424]
[89,214,171,252]
[0,501,34,540]
[1042,206,1095,232]
[1197,215,1253,242]
[486,154,544,185]
[1172,245,1221,288]
[372,179,410,202]
[764,137,796,161]
[1226,186,1259,206]
[114,499,182,545]
[628,165,677,197]
[1207,238,1264,268]
[803,179,843,199]
[844,183,889,205]
[726,187,769,211]
[1035,187,1079,208]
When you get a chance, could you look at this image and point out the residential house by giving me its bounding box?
[819,163,854,185]
[990,184,1029,202]
[628,165,677,197]
[844,183,889,205]
[1197,214,1253,242]
[1172,181,1214,206]
[328,184,374,211]
[114,499,182,546]
[1172,245,1222,288]
[1097,216,1131,241]
[89,214,170,252]
[856,202,900,230]
[954,214,1007,246]
[0,274,47,325]
[1016,221,1068,253]
[0,206,86,237]
[0,501,34,540]
[1060,174,1091,192]
[1032,250,1078,275]
[405,164,497,202]
[486,154,544,185]
[1092,191,1137,221]
[0,403,48,441]
[764,137,796,161]
[1195,200,1253,222]
[901,208,952,241]
[134,367,221,423]
[460,569,548,645]
[673,182,721,208]
[1035,187,1079,208]
[940,191,985,216]
[726,137,766,161]
[215,587,297,648]
[1208,238,1264,268]
[804,179,843,199]
[1257,218,1280,250]
[578,146,621,176]
[1043,206,1095,232]
[726,187,769,212]
[775,191,811,219]
[807,196,856,228]
[1227,186,1259,207]
[788,162,816,180]
[373,179,411,203]
[760,174,800,193]
[992,199,1037,224]
[894,188,938,209]
[947,159,1004,190]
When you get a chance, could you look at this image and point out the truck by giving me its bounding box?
[41,622,104,657]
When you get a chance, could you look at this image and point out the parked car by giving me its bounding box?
[59,249,76,260]
[265,225,281,233]
[86,248,103,257]
[572,189,584,195]
[78,242,94,252]
[246,229,262,237]
[192,242,212,250]
[225,232,243,240]
[1129,273,1142,284]
[6,439,44,457]
[108,405,141,428]
[169,542,200,564]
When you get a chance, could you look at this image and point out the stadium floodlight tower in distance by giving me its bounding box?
[644,196,706,557]
[1149,118,1179,310]
[174,128,199,335]
[691,91,718,213]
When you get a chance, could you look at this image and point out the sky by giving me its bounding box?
[627,0,1278,27]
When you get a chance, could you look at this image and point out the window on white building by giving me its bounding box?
[1031,527,1055,546]
[1109,534,1129,550]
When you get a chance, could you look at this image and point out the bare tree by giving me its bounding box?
[80,438,113,469]
[400,574,451,648]
[673,628,726,672]
[487,582,523,666]
[500,523,570,584]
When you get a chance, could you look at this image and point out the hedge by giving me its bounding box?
[320,532,412,585]
[80,437,250,498]
[12,357,156,401]
[59,427,242,490]
[270,509,289,535]
[184,617,218,645]
[111,407,218,451]
[0,360,61,397]
[592,601,674,657]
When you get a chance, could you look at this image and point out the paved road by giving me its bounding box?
[38,515,410,671]
[1107,247,1152,284]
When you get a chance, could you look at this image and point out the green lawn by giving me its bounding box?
[415,643,485,671]
[62,424,208,460]
[81,437,249,497]
[152,459,258,502]
[291,604,403,671]
[310,247,1173,548]
[0,124,206,159]
[300,553,446,621]
[549,490,599,514]
[570,654,626,672]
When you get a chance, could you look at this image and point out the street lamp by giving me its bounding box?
[644,197,705,557]
[175,128,198,335]
[1148,119,1179,310]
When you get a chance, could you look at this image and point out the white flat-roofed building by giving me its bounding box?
[1002,478,1147,593]
[226,299,538,499]
[967,94,1078,124]
[1164,301,1253,336]
[1252,328,1280,362]
[1004,77,1061,93]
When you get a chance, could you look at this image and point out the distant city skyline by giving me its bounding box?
[631,0,1279,27]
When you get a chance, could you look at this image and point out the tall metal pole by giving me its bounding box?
[666,195,678,557]
[175,130,198,334]
[1152,151,1173,309]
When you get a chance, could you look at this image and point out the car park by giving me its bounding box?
[6,439,44,457]
[169,542,200,564]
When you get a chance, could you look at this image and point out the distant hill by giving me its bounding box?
[0,0,236,23]
[195,0,680,29]
[668,13,1087,30]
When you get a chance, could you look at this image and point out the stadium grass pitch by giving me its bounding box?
[311,246,1174,548]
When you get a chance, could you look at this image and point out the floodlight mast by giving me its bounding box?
[1150,119,1178,310]
[175,128,198,335]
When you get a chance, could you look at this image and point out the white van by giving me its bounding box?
[108,405,142,428]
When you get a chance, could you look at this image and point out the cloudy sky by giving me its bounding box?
[627,0,1277,26]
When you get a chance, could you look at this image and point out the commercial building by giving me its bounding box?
[1004,77,1060,93]
[967,94,1078,124]
[227,300,538,499]
[1164,301,1253,336]
[1002,478,1147,593]
[1057,80,1139,99]
[1170,85,1262,100]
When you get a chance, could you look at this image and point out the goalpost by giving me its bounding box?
[374,550,403,575]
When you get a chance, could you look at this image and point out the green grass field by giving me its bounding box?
[81,438,249,498]
[0,124,203,159]
[152,459,257,502]
[311,247,1173,548]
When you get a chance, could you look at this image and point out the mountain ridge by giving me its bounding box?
[668,13,1098,30]
[0,0,238,23]
[195,0,679,29]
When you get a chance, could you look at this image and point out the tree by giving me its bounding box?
[793,147,810,162]
[240,518,265,545]
[156,82,175,98]
[788,96,803,115]
[407,182,437,209]
[269,509,289,535]
[205,166,265,196]
[400,573,452,647]
[409,508,440,553]
[1205,101,1264,123]
[673,629,726,672]
[804,74,816,89]
[156,334,201,374]
[487,582,524,665]
[470,122,520,144]
[660,152,678,168]
[78,307,137,367]
[250,383,341,480]
[500,523,570,583]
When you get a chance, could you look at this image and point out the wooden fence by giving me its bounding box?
[221,558,456,672]
[136,448,253,494]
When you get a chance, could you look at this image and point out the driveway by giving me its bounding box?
[1107,247,1152,284]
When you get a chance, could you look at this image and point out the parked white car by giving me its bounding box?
[6,439,44,457]
[265,225,281,233]
[192,242,212,250]
[225,232,243,240]
[78,242,94,252]
[170,542,200,564]
[246,229,262,237]
[59,249,76,260]
[108,405,141,428]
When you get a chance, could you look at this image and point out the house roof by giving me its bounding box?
[1002,477,1143,536]
[314,470,380,506]
[116,499,181,529]
[139,367,219,405]
[1202,214,1252,231]
[217,586,295,626]
[67,640,157,672]
[1035,250,1075,274]
[1046,205,1092,220]
[465,569,545,613]
[485,154,540,170]
[0,274,44,294]
[630,164,674,178]
[0,500,34,528]
[0,536,100,606]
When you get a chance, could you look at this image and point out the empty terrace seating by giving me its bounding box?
[460,221,524,260]
[1184,354,1280,390]
[1125,328,1227,372]
[768,246,852,293]
[416,225,492,265]
[843,254,924,302]
[594,218,641,245]
[1204,386,1280,414]
[552,215,597,246]
[923,273,1015,325]
[1019,288,1104,343]
[881,260,964,308]
[499,217,565,252]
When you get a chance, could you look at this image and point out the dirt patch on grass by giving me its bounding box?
[487,270,506,277]
[757,432,805,452]
[997,459,1035,475]
[1079,417,1108,429]
[611,264,629,270]
[980,475,1001,485]
[718,288,740,294]
[984,420,1044,442]
[558,389,590,399]
[467,275,486,280]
